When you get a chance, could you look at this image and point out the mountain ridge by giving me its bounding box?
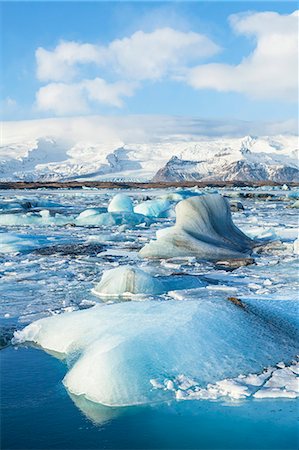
[1,133,298,183]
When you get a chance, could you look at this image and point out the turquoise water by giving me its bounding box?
[1,346,298,450]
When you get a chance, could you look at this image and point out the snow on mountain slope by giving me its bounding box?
[1,117,298,182]
[153,136,299,183]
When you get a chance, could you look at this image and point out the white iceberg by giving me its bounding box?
[107,194,133,213]
[14,298,298,407]
[139,194,255,260]
[92,265,165,297]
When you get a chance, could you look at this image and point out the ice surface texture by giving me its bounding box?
[92,266,165,297]
[0,232,50,253]
[139,194,255,260]
[134,199,172,218]
[14,298,298,407]
[107,194,134,213]
[0,208,149,228]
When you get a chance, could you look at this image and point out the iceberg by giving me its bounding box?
[14,298,298,407]
[134,199,172,218]
[107,194,134,213]
[92,265,165,297]
[139,194,255,260]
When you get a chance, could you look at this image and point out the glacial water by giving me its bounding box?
[1,347,298,450]
[0,187,298,449]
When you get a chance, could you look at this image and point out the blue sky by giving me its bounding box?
[1,1,298,122]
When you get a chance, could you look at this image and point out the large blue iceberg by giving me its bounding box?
[139,194,255,260]
[14,298,298,407]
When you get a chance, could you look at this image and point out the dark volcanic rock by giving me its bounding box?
[35,243,105,257]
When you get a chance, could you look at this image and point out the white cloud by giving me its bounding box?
[34,27,219,115]
[36,83,89,115]
[36,42,101,82]
[187,10,298,101]
[84,78,136,107]
[104,28,219,80]
[35,28,219,83]
[36,78,136,115]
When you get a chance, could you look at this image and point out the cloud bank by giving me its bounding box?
[187,10,298,101]
[34,10,298,115]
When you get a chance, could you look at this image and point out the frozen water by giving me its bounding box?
[153,360,299,401]
[14,297,298,407]
[92,265,165,297]
[76,211,149,227]
[1,186,298,412]
[107,194,134,213]
[134,198,172,218]
[0,232,55,254]
[0,209,75,227]
[139,194,255,260]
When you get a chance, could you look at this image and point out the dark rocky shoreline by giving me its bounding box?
[1,180,298,190]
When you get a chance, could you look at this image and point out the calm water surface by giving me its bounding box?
[1,346,298,450]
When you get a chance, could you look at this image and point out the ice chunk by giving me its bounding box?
[291,200,299,208]
[0,210,74,227]
[76,211,149,227]
[14,298,298,407]
[0,198,64,212]
[293,239,299,254]
[76,208,103,220]
[134,199,171,218]
[0,232,50,254]
[92,266,165,297]
[139,194,255,260]
[108,194,133,213]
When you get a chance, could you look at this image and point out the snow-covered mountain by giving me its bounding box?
[1,117,298,182]
[153,136,299,182]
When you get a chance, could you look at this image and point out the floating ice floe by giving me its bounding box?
[152,360,299,401]
[139,194,255,260]
[13,298,298,407]
[92,265,165,297]
[0,232,51,253]
[293,239,299,254]
[134,199,172,218]
[107,194,134,213]
[0,208,150,228]
[0,198,64,212]
[0,210,74,227]
[76,211,150,227]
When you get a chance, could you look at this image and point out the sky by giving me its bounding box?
[1,1,298,124]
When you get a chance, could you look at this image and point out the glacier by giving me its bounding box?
[139,194,255,260]
[0,116,298,182]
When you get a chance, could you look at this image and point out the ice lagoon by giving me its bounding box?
[0,186,298,449]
